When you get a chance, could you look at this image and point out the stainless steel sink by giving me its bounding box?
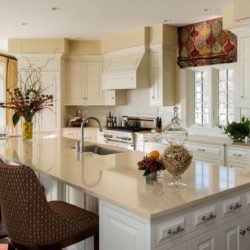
[69,144,123,155]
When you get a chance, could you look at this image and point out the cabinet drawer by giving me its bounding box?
[187,143,223,159]
[191,205,217,229]
[227,148,249,162]
[156,216,187,246]
[227,161,249,169]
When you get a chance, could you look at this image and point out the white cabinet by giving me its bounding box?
[186,142,225,165]
[66,56,127,106]
[220,215,250,250]
[226,146,250,169]
[100,200,149,250]
[189,229,218,250]
[237,35,250,107]
[149,44,176,106]
[66,59,102,106]
[16,54,62,133]
[102,89,127,106]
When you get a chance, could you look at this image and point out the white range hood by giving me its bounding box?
[102,46,149,90]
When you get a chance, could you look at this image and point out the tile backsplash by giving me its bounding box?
[65,89,177,129]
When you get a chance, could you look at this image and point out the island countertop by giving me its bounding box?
[1,134,250,219]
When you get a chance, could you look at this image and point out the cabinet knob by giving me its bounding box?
[152,96,155,99]
[241,95,244,98]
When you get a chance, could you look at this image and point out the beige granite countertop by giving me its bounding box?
[1,134,250,219]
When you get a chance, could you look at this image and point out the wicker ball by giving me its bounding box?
[162,145,193,176]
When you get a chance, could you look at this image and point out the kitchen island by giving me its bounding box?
[1,135,250,250]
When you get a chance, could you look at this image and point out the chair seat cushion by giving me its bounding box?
[48,201,98,243]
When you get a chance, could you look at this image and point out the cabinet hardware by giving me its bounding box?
[198,148,205,152]
[233,153,242,157]
[241,95,244,98]
[240,229,246,235]
[201,213,216,222]
[229,202,242,211]
[246,226,250,231]
[167,226,184,235]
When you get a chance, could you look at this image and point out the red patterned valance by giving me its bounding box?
[177,17,237,68]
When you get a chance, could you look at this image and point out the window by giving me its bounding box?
[182,64,235,129]
[194,71,209,126]
[0,62,6,127]
[218,69,234,126]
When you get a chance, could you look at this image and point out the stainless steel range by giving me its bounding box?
[102,117,157,149]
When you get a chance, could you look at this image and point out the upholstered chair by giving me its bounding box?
[0,162,99,250]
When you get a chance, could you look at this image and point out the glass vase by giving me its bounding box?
[22,121,33,140]
[168,174,186,188]
[145,172,157,184]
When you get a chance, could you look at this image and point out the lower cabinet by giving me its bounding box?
[100,200,150,250]
[188,229,218,250]
[221,214,250,250]
[100,190,250,250]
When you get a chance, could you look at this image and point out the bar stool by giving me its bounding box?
[0,162,99,250]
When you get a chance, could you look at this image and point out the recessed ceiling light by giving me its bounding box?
[51,7,60,11]
[204,8,212,12]
[21,22,27,26]
[164,19,172,23]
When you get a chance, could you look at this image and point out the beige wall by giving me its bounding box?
[234,0,250,21]
[101,27,150,53]
[67,40,101,55]
[8,38,68,54]
[223,4,242,30]
[149,24,178,45]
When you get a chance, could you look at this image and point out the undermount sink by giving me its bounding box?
[69,144,123,155]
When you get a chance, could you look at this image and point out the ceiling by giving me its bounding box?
[0,0,232,39]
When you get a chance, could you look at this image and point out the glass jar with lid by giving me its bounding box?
[162,107,192,187]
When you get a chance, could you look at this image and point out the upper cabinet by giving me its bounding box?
[237,35,250,107]
[149,44,176,106]
[66,56,102,106]
[16,54,62,133]
[234,0,250,22]
[66,55,127,106]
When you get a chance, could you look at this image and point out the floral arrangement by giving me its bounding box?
[138,151,165,176]
[0,65,54,126]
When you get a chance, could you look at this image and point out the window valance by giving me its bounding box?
[177,18,237,68]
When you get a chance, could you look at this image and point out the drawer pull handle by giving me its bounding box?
[233,153,242,157]
[198,148,205,152]
[201,213,216,222]
[167,226,184,235]
[240,229,246,236]
[229,203,242,211]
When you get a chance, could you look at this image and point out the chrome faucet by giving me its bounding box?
[76,117,103,153]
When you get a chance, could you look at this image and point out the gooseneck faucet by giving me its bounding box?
[76,117,103,153]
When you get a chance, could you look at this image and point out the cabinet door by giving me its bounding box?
[171,242,188,250]
[66,61,84,105]
[40,71,58,132]
[84,62,102,105]
[100,201,148,250]
[238,36,250,107]
[221,217,246,250]
[149,50,162,106]
[189,229,218,250]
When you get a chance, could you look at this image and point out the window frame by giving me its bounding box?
[181,63,236,132]
[0,60,6,127]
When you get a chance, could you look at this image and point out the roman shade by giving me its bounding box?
[177,17,237,68]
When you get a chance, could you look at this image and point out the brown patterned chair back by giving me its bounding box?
[0,162,61,245]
